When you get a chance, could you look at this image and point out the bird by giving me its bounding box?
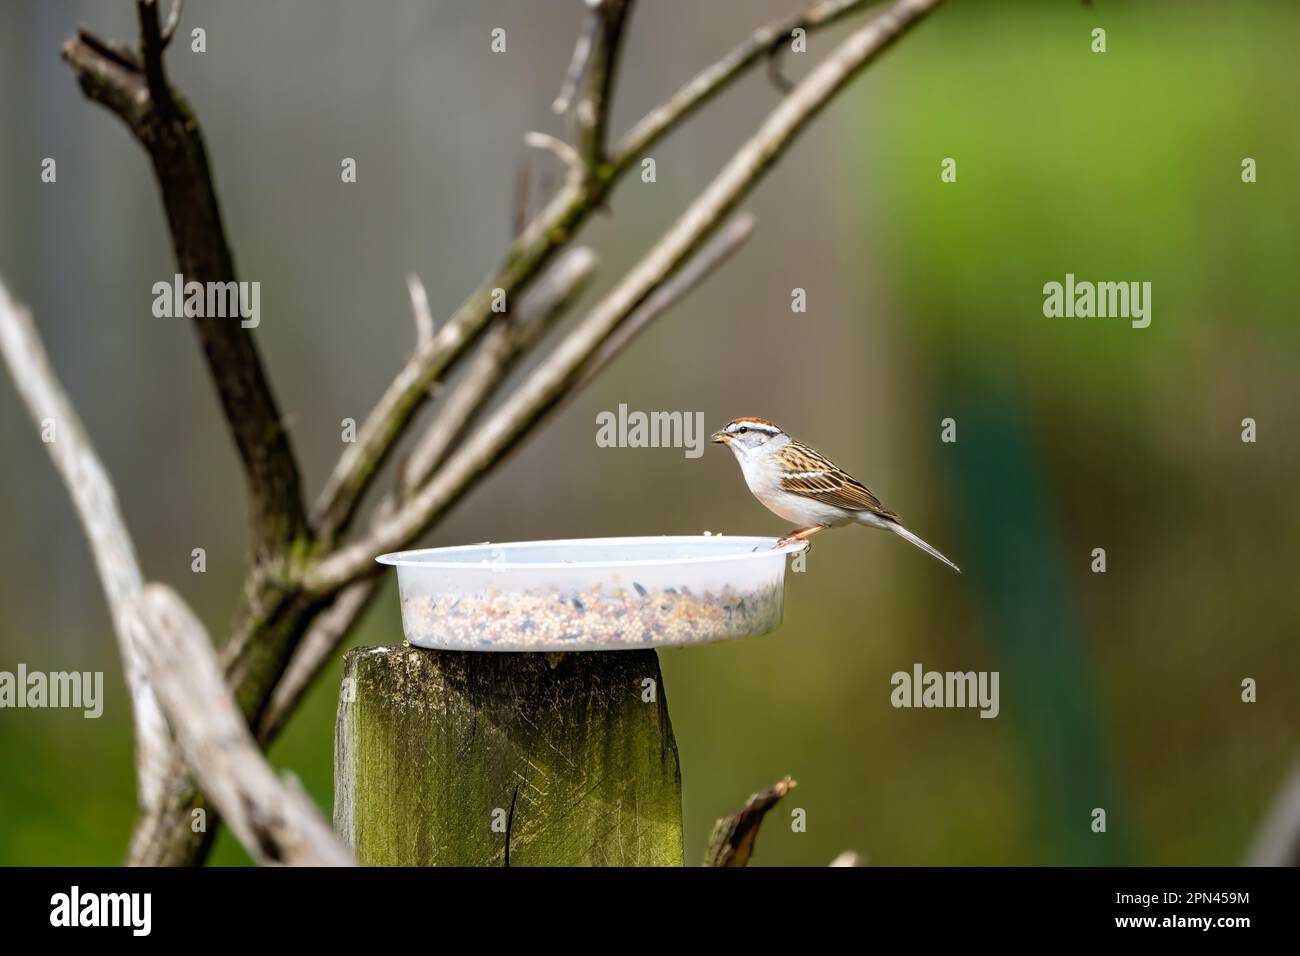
[710,417,960,572]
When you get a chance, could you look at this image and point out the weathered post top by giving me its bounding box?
[334,645,682,866]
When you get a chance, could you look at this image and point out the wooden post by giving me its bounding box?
[334,645,682,866]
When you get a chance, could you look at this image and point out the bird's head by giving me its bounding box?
[710,417,787,459]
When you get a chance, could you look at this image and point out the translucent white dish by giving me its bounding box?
[376,536,805,652]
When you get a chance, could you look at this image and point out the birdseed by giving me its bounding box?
[399,579,784,651]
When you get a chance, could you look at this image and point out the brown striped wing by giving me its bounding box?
[778,442,898,519]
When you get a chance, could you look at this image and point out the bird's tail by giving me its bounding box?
[882,519,961,573]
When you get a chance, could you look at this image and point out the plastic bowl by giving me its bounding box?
[376,535,804,652]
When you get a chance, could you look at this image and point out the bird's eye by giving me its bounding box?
[738,426,748,434]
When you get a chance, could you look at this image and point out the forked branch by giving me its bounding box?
[62,5,309,560]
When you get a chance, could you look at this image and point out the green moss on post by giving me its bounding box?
[334,646,682,866]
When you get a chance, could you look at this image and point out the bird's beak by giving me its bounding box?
[710,430,730,444]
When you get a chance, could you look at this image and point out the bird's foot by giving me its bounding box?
[774,526,827,550]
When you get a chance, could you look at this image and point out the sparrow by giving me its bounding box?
[711,417,960,572]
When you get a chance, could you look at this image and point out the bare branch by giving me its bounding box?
[552,1,602,115]
[258,248,599,739]
[706,776,797,866]
[161,0,184,46]
[0,280,346,866]
[400,245,597,492]
[524,130,586,189]
[576,0,634,168]
[139,584,353,865]
[0,280,174,812]
[306,0,944,594]
[612,0,878,174]
[574,212,753,392]
[61,25,309,560]
[137,0,174,114]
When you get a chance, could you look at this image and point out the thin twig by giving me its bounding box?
[407,273,434,351]
[400,245,598,492]
[576,0,634,168]
[161,0,184,46]
[306,0,944,594]
[137,0,174,115]
[574,212,753,391]
[706,776,797,866]
[524,131,586,189]
[611,0,878,175]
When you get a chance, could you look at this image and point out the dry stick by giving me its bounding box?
[137,0,173,115]
[552,1,601,114]
[0,281,351,866]
[311,0,876,545]
[706,776,797,867]
[64,5,312,863]
[307,0,945,594]
[0,281,174,815]
[256,246,599,743]
[159,0,184,46]
[138,584,353,865]
[576,0,634,168]
[610,0,879,176]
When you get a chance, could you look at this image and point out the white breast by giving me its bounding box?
[736,452,852,528]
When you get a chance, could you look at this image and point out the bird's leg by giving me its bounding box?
[775,525,829,549]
